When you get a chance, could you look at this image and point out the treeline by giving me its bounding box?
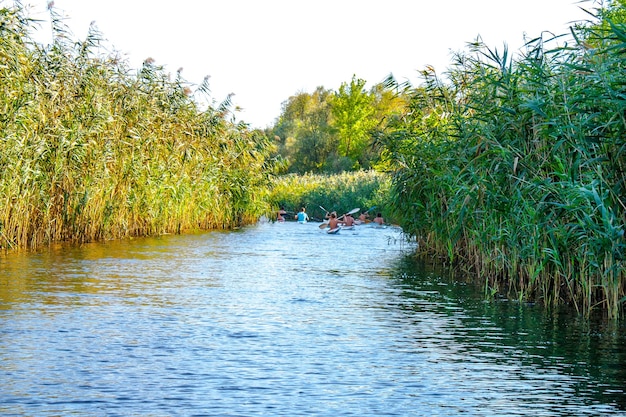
[0,3,274,250]
[266,76,409,174]
[378,1,626,318]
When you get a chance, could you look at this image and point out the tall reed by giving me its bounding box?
[381,12,625,318]
[268,170,391,221]
[0,3,273,250]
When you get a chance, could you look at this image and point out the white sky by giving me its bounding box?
[21,0,595,129]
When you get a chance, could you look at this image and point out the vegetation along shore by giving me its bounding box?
[1,1,624,318]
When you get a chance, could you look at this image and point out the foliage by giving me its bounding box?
[589,0,626,44]
[271,87,334,173]
[330,75,377,168]
[268,170,391,222]
[379,3,626,318]
[268,76,409,174]
[0,2,274,250]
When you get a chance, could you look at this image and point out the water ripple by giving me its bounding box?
[0,222,625,416]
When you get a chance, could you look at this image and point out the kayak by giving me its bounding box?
[327,227,340,234]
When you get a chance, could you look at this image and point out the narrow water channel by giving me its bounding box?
[1,221,625,416]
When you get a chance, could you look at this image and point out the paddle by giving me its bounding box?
[318,205,333,229]
[315,206,329,225]
[319,208,360,229]
[344,207,360,216]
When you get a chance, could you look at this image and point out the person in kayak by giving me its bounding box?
[277,206,287,222]
[327,212,340,230]
[295,207,309,223]
[342,212,355,227]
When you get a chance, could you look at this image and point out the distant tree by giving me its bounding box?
[596,0,626,26]
[271,87,333,173]
[267,76,410,173]
[329,75,377,169]
[583,0,626,46]
[367,76,412,168]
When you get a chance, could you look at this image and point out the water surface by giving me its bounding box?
[1,221,625,416]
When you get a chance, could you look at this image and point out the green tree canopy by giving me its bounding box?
[268,76,409,174]
[329,75,377,168]
[271,86,333,173]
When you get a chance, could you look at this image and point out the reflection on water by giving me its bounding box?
[0,221,625,416]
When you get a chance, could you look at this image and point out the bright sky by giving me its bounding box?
[22,0,594,129]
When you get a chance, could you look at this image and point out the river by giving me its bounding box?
[1,220,625,416]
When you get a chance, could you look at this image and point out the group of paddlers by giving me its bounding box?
[276,206,384,227]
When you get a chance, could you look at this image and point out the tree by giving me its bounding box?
[268,76,410,173]
[271,87,333,173]
[329,75,377,169]
[367,76,412,169]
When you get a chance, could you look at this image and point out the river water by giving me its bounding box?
[0,220,625,416]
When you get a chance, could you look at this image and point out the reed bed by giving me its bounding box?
[382,13,626,318]
[0,3,273,250]
[268,170,391,221]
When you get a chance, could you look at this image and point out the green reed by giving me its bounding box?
[0,3,273,250]
[268,170,391,221]
[381,14,626,318]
